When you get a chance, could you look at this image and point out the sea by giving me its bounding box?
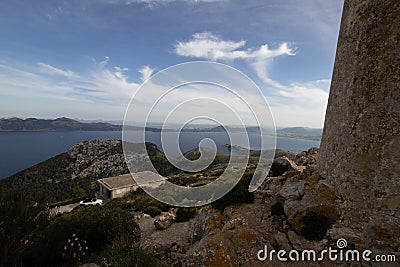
[0,131,320,179]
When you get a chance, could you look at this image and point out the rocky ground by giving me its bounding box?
[133,148,376,266]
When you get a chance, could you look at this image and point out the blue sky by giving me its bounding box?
[0,0,343,128]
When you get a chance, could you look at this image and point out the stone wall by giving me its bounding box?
[318,0,400,251]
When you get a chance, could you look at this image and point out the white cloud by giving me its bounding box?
[37,62,78,79]
[174,32,294,61]
[139,65,154,82]
[174,32,246,60]
[173,32,294,86]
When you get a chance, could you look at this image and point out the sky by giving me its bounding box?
[0,0,344,128]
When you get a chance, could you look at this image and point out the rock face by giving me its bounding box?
[318,0,400,251]
[183,206,257,267]
[68,140,128,181]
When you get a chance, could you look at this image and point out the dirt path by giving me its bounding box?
[50,203,80,216]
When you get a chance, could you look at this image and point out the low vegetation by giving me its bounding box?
[212,169,255,212]
[0,188,163,267]
[0,141,304,266]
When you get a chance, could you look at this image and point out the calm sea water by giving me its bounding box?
[0,131,319,179]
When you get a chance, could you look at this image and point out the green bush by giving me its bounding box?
[114,189,170,214]
[22,205,140,266]
[85,237,164,267]
[0,190,50,267]
[143,205,161,217]
[212,171,254,212]
[176,207,196,222]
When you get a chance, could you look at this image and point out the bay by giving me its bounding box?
[0,131,319,179]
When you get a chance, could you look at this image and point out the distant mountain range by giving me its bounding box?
[0,117,161,132]
[0,117,263,133]
[0,117,122,131]
[0,117,322,140]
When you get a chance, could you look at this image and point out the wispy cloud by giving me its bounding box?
[268,79,330,127]
[0,58,148,115]
[276,80,330,105]
[139,65,154,82]
[107,0,227,5]
[37,62,78,79]
[0,60,154,120]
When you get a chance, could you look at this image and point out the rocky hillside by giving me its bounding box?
[0,140,178,202]
[136,147,341,266]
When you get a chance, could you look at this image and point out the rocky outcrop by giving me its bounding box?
[1,140,130,201]
[68,140,128,182]
[2,140,178,201]
[137,145,399,265]
[177,148,344,266]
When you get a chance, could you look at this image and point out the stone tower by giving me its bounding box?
[318,0,400,250]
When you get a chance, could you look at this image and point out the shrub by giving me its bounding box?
[22,205,140,266]
[0,190,49,267]
[85,237,164,267]
[212,171,254,212]
[176,207,196,222]
[143,205,161,217]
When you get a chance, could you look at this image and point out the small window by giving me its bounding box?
[116,188,127,194]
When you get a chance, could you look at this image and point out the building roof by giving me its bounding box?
[98,174,137,190]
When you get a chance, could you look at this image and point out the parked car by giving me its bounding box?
[79,198,103,206]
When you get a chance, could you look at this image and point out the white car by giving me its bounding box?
[79,198,103,206]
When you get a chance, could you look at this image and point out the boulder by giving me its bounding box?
[327,227,364,249]
[154,210,177,230]
[188,206,224,243]
[269,156,301,177]
[273,231,292,251]
[283,178,339,240]
[183,232,238,267]
[279,179,305,201]
[222,216,257,248]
